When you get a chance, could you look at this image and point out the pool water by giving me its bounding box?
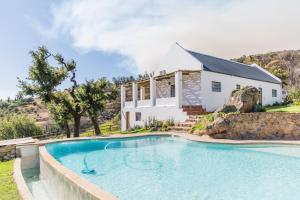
[46,136,300,200]
[22,168,51,200]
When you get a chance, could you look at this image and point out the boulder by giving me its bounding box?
[214,86,259,116]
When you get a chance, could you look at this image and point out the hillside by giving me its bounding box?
[0,96,120,132]
[0,98,52,127]
[233,50,300,88]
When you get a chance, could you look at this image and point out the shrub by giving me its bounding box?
[143,117,177,132]
[0,114,42,140]
[288,87,300,102]
[191,114,214,132]
[253,104,266,112]
[293,101,300,106]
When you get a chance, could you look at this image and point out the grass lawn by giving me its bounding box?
[265,104,300,113]
[0,160,21,200]
[81,120,148,137]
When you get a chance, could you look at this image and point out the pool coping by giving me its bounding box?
[38,132,300,146]
[39,146,119,200]
[38,132,300,200]
[13,158,34,200]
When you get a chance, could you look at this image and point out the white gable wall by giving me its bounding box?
[155,43,203,75]
[201,70,282,112]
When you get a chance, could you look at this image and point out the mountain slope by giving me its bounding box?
[233,50,300,88]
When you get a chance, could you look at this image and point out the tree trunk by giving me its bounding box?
[64,121,71,138]
[91,116,101,136]
[73,116,81,137]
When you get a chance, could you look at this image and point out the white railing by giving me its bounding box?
[156,97,176,106]
[124,101,134,108]
[137,99,151,107]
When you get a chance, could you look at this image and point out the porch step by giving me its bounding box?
[182,105,206,115]
[171,114,205,132]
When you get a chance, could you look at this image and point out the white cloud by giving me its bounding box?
[48,0,300,73]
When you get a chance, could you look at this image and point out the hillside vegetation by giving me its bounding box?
[234,50,300,88]
[0,98,51,126]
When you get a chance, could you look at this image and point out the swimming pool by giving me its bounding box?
[46,135,300,200]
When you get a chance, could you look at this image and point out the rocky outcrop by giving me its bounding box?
[207,113,300,140]
[214,86,259,116]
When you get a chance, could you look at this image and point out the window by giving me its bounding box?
[212,81,221,92]
[170,84,175,97]
[272,89,277,97]
[135,112,141,121]
[236,84,241,90]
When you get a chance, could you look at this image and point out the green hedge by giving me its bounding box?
[0,115,42,140]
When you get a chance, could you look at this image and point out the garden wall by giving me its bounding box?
[0,138,37,161]
[207,113,300,140]
[0,144,16,161]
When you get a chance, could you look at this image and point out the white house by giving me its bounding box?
[121,43,282,131]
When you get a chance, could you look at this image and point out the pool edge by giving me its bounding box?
[13,158,34,200]
[38,132,300,200]
[39,145,119,200]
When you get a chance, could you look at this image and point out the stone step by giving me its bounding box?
[185,119,200,123]
[187,111,204,115]
[188,115,203,119]
[171,126,191,132]
[175,122,194,127]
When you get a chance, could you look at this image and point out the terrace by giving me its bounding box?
[121,70,202,109]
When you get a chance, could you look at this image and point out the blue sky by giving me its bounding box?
[0,0,133,99]
[0,0,299,99]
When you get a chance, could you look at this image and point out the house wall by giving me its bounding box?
[201,70,282,112]
[182,72,201,105]
[121,106,187,131]
[156,77,175,98]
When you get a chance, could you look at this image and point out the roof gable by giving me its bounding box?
[155,43,203,76]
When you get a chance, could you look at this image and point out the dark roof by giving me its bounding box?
[186,49,281,84]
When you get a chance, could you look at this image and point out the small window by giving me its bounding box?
[135,112,141,121]
[236,84,241,90]
[212,81,221,92]
[272,89,277,97]
[170,85,175,97]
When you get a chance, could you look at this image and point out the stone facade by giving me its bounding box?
[0,144,16,161]
[156,77,175,98]
[182,72,201,105]
[207,113,300,140]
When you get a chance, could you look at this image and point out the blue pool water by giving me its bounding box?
[46,136,300,200]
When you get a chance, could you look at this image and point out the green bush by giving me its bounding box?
[192,114,214,132]
[253,104,266,112]
[144,117,170,131]
[0,115,42,140]
[293,101,300,106]
[288,87,300,102]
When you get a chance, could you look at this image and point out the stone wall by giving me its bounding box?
[0,144,16,161]
[182,72,201,105]
[207,113,300,140]
[156,77,175,98]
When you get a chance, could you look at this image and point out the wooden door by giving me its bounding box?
[126,112,130,130]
